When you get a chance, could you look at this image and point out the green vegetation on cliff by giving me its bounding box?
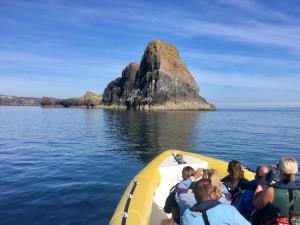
[41,92,102,108]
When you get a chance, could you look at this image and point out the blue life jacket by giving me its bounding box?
[190,200,221,225]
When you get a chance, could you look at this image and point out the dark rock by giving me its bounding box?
[102,62,139,105]
[102,40,214,110]
[41,91,102,108]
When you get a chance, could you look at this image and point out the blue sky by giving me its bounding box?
[1,0,300,108]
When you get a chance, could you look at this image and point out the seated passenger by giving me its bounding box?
[178,168,231,215]
[164,166,202,225]
[235,165,270,220]
[202,169,231,204]
[221,160,248,204]
[176,166,202,196]
[252,156,300,225]
[221,160,249,190]
[182,178,250,225]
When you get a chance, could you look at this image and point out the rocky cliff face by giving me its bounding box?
[0,95,41,106]
[102,62,139,105]
[41,91,102,108]
[102,40,214,110]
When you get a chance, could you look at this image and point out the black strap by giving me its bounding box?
[190,200,221,212]
[121,180,138,225]
[202,210,210,225]
[288,189,294,225]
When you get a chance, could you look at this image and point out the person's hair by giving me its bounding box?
[255,165,270,179]
[182,166,195,180]
[278,156,298,182]
[255,166,262,177]
[227,160,244,188]
[202,169,222,198]
[193,178,215,202]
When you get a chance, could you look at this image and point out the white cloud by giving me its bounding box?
[181,50,300,69]
[0,50,127,79]
[62,1,300,52]
[6,1,300,52]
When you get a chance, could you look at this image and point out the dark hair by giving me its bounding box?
[193,178,215,202]
[227,160,244,188]
[182,166,195,180]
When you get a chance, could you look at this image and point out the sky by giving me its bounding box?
[1,0,300,108]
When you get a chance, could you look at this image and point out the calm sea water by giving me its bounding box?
[0,106,300,225]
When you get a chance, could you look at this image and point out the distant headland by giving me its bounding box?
[1,40,214,110]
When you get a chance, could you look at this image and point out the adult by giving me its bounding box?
[253,156,300,225]
[202,169,231,204]
[235,165,270,220]
[221,160,248,205]
[182,178,250,225]
[221,160,248,190]
[178,169,231,216]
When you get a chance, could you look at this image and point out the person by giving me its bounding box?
[175,166,202,213]
[221,160,248,204]
[178,168,231,216]
[164,166,202,225]
[176,166,203,196]
[182,178,250,225]
[221,160,248,190]
[235,165,270,220]
[252,156,300,225]
[202,169,231,204]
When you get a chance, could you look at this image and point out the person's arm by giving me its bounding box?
[253,185,274,209]
[193,168,203,180]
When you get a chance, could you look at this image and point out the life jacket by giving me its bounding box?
[252,180,300,225]
[190,200,221,225]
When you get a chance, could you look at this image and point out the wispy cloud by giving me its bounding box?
[3,0,300,52]
[0,50,129,97]
[59,1,300,51]
[181,50,300,73]
[0,50,127,78]
[1,0,300,106]
[190,68,300,107]
[193,69,300,90]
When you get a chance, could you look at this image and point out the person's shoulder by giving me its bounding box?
[221,175,231,182]
[243,177,249,182]
[213,203,236,212]
[182,208,201,219]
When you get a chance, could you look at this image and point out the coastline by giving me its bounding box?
[40,102,215,111]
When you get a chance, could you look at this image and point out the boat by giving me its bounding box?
[109,149,255,225]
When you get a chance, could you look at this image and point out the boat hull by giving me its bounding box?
[109,149,255,225]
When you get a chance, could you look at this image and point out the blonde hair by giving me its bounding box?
[202,169,222,198]
[278,156,298,182]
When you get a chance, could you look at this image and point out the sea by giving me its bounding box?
[0,106,299,225]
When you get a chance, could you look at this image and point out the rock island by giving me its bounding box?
[102,40,214,110]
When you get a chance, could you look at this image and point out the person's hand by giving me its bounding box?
[194,168,203,179]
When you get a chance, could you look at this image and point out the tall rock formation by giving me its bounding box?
[102,40,214,110]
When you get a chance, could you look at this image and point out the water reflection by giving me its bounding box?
[102,110,200,163]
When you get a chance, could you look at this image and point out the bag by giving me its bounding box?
[164,184,180,224]
[164,186,177,213]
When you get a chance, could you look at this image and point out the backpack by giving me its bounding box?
[164,184,180,224]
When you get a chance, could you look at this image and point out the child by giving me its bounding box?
[175,166,203,217]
